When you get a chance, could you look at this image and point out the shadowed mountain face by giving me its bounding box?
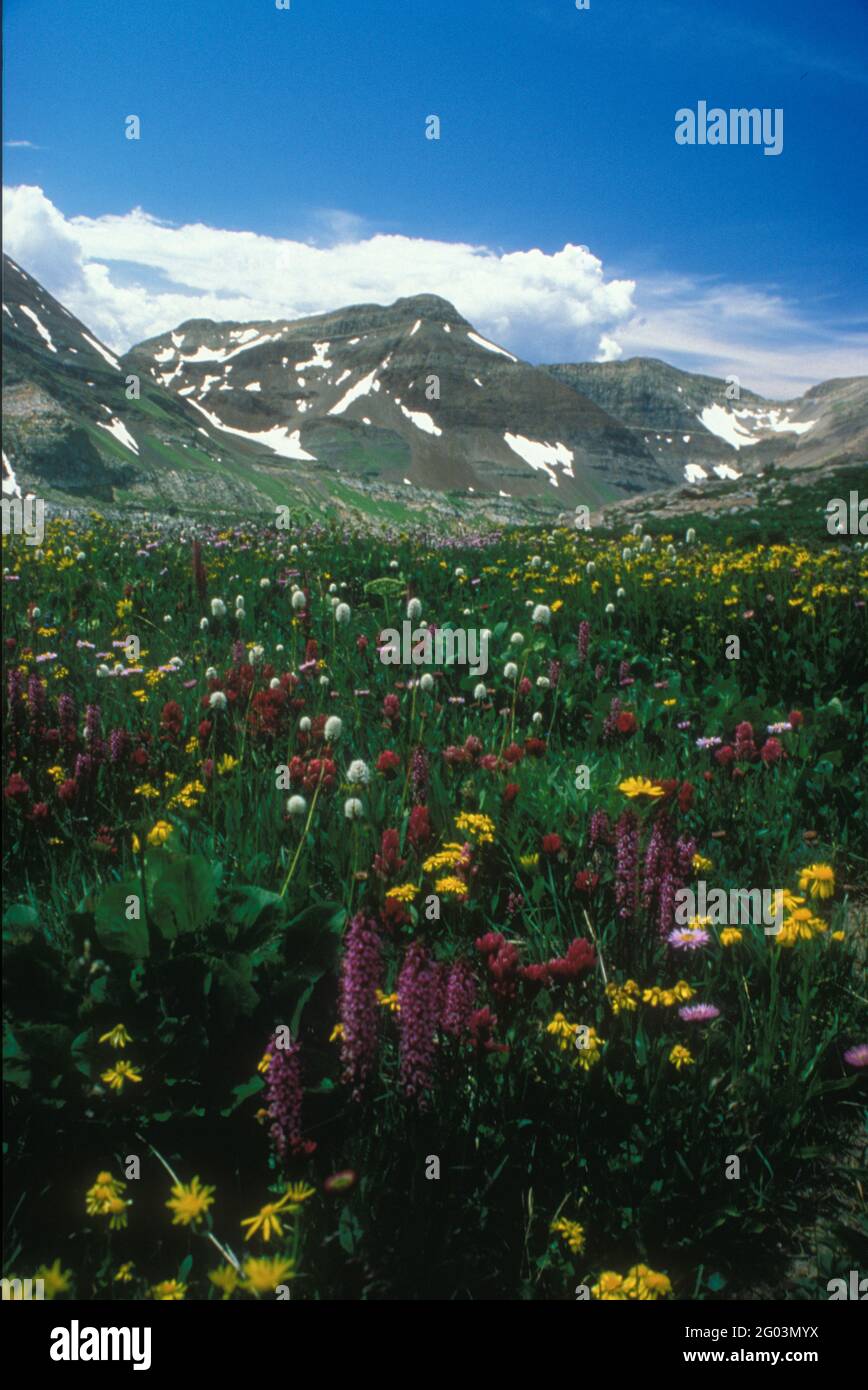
[542,358,868,483]
[124,295,673,507]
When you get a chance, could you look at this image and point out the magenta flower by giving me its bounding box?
[679,1003,720,1022]
[668,927,711,950]
[843,1043,868,1069]
[263,1031,315,1159]
[339,913,383,1099]
[397,941,441,1107]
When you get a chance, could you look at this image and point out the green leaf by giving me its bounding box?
[94,880,150,958]
[148,854,217,940]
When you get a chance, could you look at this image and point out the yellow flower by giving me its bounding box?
[86,1171,126,1215]
[240,1190,295,1242]
[209,1264,239,1299]
[131,833,141,853]
[546,1012,578,1049]
[284,1182,316,1207]
[550,1218,585,1254]
[241,1255,295,1296]
[185,736,199,754]
[257,1050,272,1075]
[105,1196,131,1230]
[669,1044,694,1071]
[386,883,419,901]
[146,820,173,847]
[606,980,639,1014]
[98,1023,133,1049]
[672,979,694,1002]
[422,844,466,872]
[34,1258,72,1299]
[639,1268,673,1299]
[116,599,133,618]
[592,1270,627,1300]
[166,1175,216,1228]
[329,1022,345,1042]
[151,1279,186,1301]
[719,927,742,946]
[618,776,664,798]
[375,990,400,1013]
[519,853,539,869]
[434,876,469,898]
[692,854,713,872]
[46,764,65,784]
[100,1060,143,1092]
[134,782,160,798]
[114,1263,135,1284]
[216,754,239,775]
[798,863,835,899]
[454,812,496,844]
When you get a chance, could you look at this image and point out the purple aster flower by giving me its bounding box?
[679,1003,721,1022]
[843,1043,868,1069]
[668,927,711,950]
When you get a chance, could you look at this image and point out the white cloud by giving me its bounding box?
[2,185,636,364]
[3,185,866,398]
[595,334,623,362]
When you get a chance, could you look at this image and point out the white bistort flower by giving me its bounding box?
[531,604,551,626]
[605,603,615,614]
[299,716,311,733]
[200,617,209,631]
[685,528,697,545]
[269,677,281,689]
[291,590,306,611]
[210,598,227,618]
[347,759,370,786]
[287,795,307,817]
[407,597,422,621]
[335,603,351,625]
[324,715,343,742]
[510,632,524,647]
[420,673,435,691]
[260,577,271,589]
[474,683,488,700]
[344,797,364,820]
[205,667,218,680]
[209,691,228,710]
[536,675,550,690]
[504,662,519,680]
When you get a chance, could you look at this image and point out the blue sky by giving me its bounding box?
[3,0,867,394]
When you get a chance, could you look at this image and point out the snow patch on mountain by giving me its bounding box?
[329,369,378,416]
[468,330,517,362]
[20,304,57,352]
[97,417,139,454]
[697,404,759,450]
[190,401,316,460]
[400,405,442,436]
[504,433,574,486]
[81,332,121,370]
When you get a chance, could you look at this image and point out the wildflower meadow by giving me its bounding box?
[2,514,866,1303]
